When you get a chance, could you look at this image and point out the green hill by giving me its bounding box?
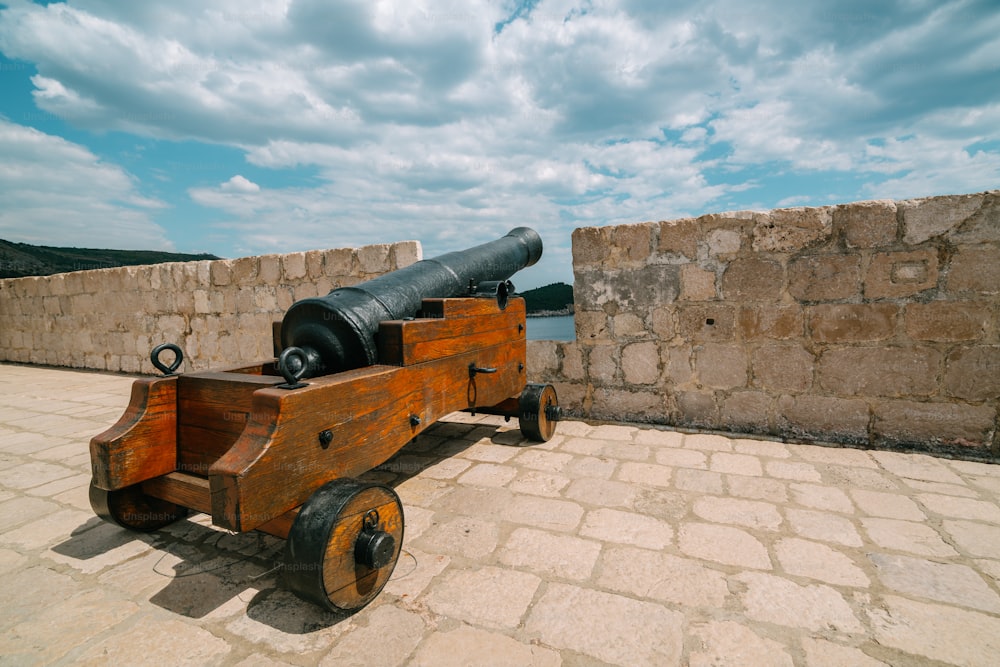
[0,239,219,279]
[520,282,574,315]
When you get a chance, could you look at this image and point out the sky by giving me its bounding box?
[0,0,998,290]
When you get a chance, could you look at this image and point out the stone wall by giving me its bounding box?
[529,190,999,458]
[0,241,421,374]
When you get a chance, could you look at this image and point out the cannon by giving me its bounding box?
[88,228,560,613]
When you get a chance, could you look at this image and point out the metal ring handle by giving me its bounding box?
[150,343,183,376]
[277,346,309,388]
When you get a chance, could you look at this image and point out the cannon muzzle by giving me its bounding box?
[280,227,542,378]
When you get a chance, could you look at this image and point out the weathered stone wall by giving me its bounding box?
[0,241,421,374]
[529,190,999,457]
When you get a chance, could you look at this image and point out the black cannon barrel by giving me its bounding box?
[280,227,543,378]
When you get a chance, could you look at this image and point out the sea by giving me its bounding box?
[525,315,575,341]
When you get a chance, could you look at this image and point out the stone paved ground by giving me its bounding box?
[2,364,1000,666]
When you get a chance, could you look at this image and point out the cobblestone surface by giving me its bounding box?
[2,364,1000,666]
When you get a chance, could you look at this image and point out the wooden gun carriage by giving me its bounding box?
[88,228,559,612]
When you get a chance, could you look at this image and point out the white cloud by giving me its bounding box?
[0,118,172,249]
[0,0,998,284]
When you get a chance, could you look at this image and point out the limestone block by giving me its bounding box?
[610,223,653,265]
[650,306,674,337]
[947,244,1000,294]
[587,344,618,384]
[304,249,324,279]
[560,342,584,380]
[357,243,391,275]
[751,343,814,392]
[526,340,558,376]
[621,341,660,385]
[281,252,307,281]
[905,301,990,342]
[706,227,742,257]
[900,191,983,244]
[574,265,680,311]
[720,391,771,432]
[676,390,719,427]
[612,311,646,338]
[738,305,804,340]
[836,198,898,248]
[776,394,870,442]
[230,256,258,285]
[695,343,747,389]
[680,264,717,300]
[589,386,663,420]
[721,257,784,301]
[677,304,735,342]
[943,345,1000,400]
[658,217,699,259]
[752,206,833,252]
[210,259,232,287]
[574,309,609,341]
[391,240,421,269]
[787,254,861,301]
[948,190,1000,244]
[572,226,611,266]
[256,254,280,284]
[819,346,941,397]
[873,399,995,447]
[808,303,897,343]
[865,249,939,299]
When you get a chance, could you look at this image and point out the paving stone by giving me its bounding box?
[674,468,724,494]
[560,436,603,455]
[515,449,573,472]
[868,595,1000,666]
[775,538,870,587]
[766,460,822,482]
[677,522,771,569]
[726,475,788,503]
[424,566,540,629]
[0,460,77,489]
[689,620,793,667]
[564,455,616,480]
[849,489,925,520]
[456,462,516,488]
[0,547,28,575]
[0,495,60,532]
[23,471,90,498]
[457,441,520,463]
[903,477,978,497]
[1,565,84,632]
[3,588,137,664]
[525,583,684,666]
[506,470,571,497]
[564,477,638,508]
[968,475,1000,494]
[735,572,864,633]
[869,552,1000,613]
[710,452,763,476]
[393,477,453,508]
[589,424,639,440]
[399,504,434,541]
[418,457,472,480]
[616,461,673,488]
[916,493,1000,522]
[692,496,783,531]
[796,444,878,468]
[684,433,733,451]
[597,545,729,607]
[44,520,156,574]
[941,519,1000,557]
[790,483,855,513]
[498,527,601,581]
[75,617,231,665]
[0,507,95,550]
[413,515,499,559]
[654,447,708,469]
[318,604,426,667]
[800,638,888,667]
[383,547,450,601]
[438,487,584,531]
[580,508,673,549]
[600,441,650,461]
[634,428,685,446]
[823,465,898,491]
[871,450,965,484]
[733,438,791,458]
[409,624,560,667]
[861,517,958,557]
[225,590,350,653]
[786,508,863,547]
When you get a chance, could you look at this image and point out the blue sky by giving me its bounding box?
[0,0,998,289]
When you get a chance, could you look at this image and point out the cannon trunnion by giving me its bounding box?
[88,229,559,613]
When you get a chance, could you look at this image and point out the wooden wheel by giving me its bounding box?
[89,480,188,531]
[283,478,404,613]
[519,383,560,442]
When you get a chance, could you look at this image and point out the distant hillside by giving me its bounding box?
[0,239,219,279]
[520,282,574,316]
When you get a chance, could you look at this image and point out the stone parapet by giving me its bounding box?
[0,241,421,374]
[530,190,999,458]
